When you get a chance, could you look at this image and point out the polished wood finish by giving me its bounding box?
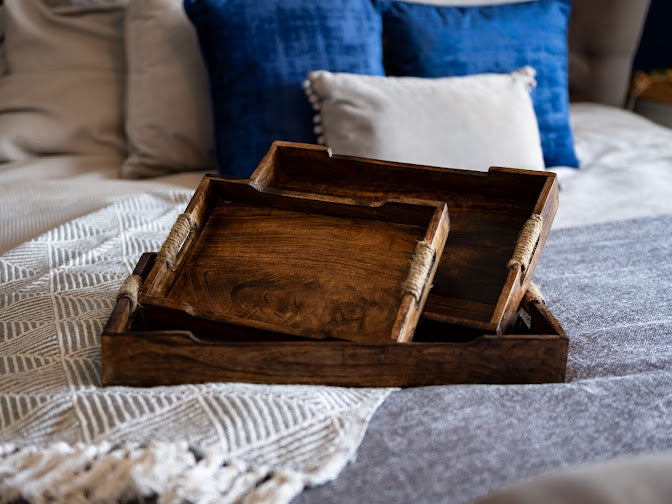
[102,256,567,387]
[137,176,449,345]
[251,142,559,334]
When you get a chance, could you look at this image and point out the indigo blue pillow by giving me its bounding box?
[184,0,385,177]
[381,0,579,168]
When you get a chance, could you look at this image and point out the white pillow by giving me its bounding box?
[122,0,214,179]
[0,0,127,163]
[305,68,545,172]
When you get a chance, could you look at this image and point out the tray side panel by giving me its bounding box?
[101,333,568,387]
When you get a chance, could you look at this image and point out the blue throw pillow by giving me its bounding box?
[381,0,579,168]
[184,0,385,177]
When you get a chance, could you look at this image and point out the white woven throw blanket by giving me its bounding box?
[0,190,392,504]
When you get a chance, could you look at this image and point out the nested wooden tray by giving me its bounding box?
[133,176,449,346]
[103,252,567,387]
[251,142,560,335]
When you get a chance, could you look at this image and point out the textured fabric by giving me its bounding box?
[296,212,672,504]
[381,0,579,168]
[0,0,127,162]
[0,190,393,503]
[122,0,215,179]
[306,68,544,171]
[184,0,385,178]
[1,442,305,504]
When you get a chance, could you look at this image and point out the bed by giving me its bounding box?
[2,0,672,503]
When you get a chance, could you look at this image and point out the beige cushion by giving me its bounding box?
[0,0,126,163]
[122,0,214,179]
[306,68,544,172]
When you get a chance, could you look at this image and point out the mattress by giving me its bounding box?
[2,103,672,503]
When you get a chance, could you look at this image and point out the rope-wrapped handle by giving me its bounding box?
[401,241,436,301]
[507,214,543,274]
[117,274,142,313]
[156,213,197,269]
[524,281,545,305]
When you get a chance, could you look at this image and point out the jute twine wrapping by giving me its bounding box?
[116,274,142,313]
[524,281,545,305]
[156,213,197,269]
[401,241,436,301]
[507,214,543,273]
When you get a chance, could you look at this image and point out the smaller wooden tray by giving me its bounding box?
[102,254,567,387]
[135,176,449,345]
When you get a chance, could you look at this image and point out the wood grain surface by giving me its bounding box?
[138,177,448,345]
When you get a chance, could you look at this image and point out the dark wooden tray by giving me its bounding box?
[102,144,568,387]
[103,253,567,387]
[134,176,448,345]
[251,142,560,335]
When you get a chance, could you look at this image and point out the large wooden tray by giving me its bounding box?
[132,176,449,345]
[102,253,567,387]
[251,142,560,335]
[102,143,568,387]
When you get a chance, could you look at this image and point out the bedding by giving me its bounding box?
[3,0,671,503]
[2,104,671,504]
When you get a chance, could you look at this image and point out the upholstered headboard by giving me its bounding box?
[568,0,650,106]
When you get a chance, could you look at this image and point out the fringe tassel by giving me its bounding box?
[303,77,326,145]
[0,442,305,504]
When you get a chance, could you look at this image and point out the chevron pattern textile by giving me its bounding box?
[0,190,392,504]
